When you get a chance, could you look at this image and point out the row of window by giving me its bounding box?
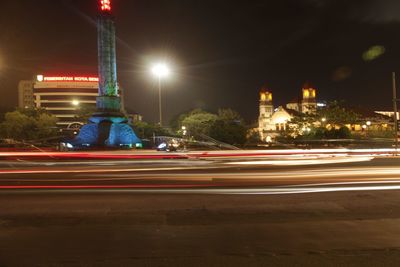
[34,88,98,93]
[38,95,96,101]
[39,102,96,108]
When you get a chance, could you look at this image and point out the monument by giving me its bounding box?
[69,0,141,149]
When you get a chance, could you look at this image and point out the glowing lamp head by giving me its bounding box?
[151,63,170,79]
[100,0,111,12]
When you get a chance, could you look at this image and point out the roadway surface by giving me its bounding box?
[1,151,400,266]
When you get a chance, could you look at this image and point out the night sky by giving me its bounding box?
[1,0,400,123]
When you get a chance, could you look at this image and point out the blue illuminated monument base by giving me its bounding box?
[72,115,141,149]
[71,97,141,148]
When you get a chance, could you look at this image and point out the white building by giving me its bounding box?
[18,80,35,108]
[19,75,99,128]
[258,83,317,141]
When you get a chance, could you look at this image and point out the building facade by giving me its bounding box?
[258,83,317,141]
[18,80,35,108]
[18,75,99,128]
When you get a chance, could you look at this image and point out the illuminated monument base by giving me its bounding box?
[71,97,141,149]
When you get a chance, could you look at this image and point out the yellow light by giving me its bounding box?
[72,100,80,106]
[304,90,309,98]
[268,93,272,101]
[261,93,266,101]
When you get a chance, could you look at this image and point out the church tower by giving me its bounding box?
[259,89,273,118]
[258,88,274,134]
[301,83,317,114]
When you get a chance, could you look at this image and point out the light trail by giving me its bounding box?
[1,156,400,195]
[0,165,224,175]
[0,148,397,161]
[225,156,373,166]
[2,183,400,195]
[0,155,377,176]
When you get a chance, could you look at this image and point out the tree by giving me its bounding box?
[319,101,360,127]
[131,121,171,140]
[286,112,317,137]
[0,111,36,140]
[181,110,218,137]
[209,109,247,145]
[0,108,58,141]
[286,101,360,140]
[36,113,59,138]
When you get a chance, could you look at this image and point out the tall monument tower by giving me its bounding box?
[69,0,141,148]
[96,0,121,112]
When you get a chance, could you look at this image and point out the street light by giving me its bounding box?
[72,100,80,106]
[151,63,170,127]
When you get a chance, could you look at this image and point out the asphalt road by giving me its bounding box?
[1,156,400,266]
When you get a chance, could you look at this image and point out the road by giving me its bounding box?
[1,154,400,266]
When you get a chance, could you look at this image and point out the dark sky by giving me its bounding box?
[1,0,400,123]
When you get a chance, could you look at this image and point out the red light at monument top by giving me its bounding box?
[100,0,111,12]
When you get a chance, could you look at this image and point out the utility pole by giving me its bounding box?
[393,72,398,155]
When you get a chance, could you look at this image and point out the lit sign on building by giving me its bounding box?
[37,75,99,82]
[100,0,111,12]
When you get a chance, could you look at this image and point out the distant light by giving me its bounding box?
[151,63,170,78]
[332,66,352,82]
[363,45,385,61]
[321,117,327,122]
[72,100,80,106]
[366,121,371,126]
[362,125,367,129]
[66,143,74,149]
[317,103,326,107]
[37,75,44,82]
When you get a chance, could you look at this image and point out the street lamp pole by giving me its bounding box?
[151,62,170,127]
[158,76,162,127]
[393,72,398,155]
